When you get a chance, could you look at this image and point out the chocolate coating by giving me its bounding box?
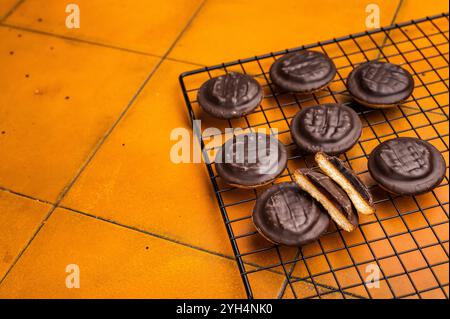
[368,137,446,195]
[197,72,263,119]
[253,182,330,246]
[327,155,373,204]
[215,133,287,188]
[270,50,336,93]
[301,169,358,227]
[347,61,414,108]
[291,103,362,155]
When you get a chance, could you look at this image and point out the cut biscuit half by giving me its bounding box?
[293,169,357,232]
[315,152,375,215]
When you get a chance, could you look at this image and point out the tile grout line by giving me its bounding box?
[1,0,445,296]
[0,0,424,290]
[376,0,404,59]
[0,182,237,265]
[0,182,344,289]
[0,185,54,206]
[0,22,160,58]
[0,0,208,287]
[62,205,236,261]
[0,23,206,67]
[0,174,341,291]
[0,0,26,22]
[393,0,405,23]
[55,204,356,292]
[52,0,208,208]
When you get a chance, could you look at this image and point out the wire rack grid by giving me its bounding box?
[179,13,449,299]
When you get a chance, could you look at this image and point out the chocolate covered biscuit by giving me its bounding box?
[198,72,263,119]
[291,104,362,155]
[347,61,414,109]
[270,50,336,93]
[368,137,446,195]
[252,182,330,246]
[215,132,287,188]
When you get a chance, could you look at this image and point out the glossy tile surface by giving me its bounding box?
[61,59,235,256]
[0,0,447,298]
[170,0,401,65]
[0,190,51,279]
[0,26,159,201]
[0,208,248,298]
[5,0,204,56]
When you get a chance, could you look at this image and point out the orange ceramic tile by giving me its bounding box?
[0,189,51,279]
[61,59,236,256]
[1,0,448,300]
[0,0,18,20]
[169,0,401,65]
[244,266,291,298]
[0,208,250,298]
[0,26,159,201]
[4,0,204,56]
[395,0,449,22]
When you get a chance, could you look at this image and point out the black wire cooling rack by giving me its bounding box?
[179,13,449,299]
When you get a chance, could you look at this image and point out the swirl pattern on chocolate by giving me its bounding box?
[378,139,431,179]
[265,187,309,232]
[279,51,333,82]
[368,137,446,195]
[347,61,414,107]
[215,133,287,188]
[208,72,260,106]
[360,62,410,95]
[253,182,330,246]
[303,104,352,141]
[291,104,362,155]
[270,50,336,93]
[197,72,263,119]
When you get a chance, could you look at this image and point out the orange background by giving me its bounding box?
[0,0,448,298]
